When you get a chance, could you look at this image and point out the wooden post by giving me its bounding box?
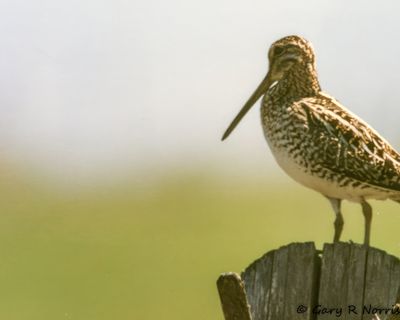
[217,242,400,320]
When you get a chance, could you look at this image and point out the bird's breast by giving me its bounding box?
[259,98,396,202]
[260,98,310,182]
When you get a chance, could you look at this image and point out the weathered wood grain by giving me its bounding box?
[318,242,367,320]
[284,242,320,320]
[217,272,252,320]
[241,250,274,320]
[217,242,400,320]
[241,242,318,320]
[363,248,400,320]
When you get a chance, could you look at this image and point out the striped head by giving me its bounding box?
[267,35,317,84]
[268,36,316,63]
[222,35,320,140]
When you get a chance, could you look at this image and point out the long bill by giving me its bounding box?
[221,72,274,141]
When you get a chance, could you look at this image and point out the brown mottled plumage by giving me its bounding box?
[222,35,400,245]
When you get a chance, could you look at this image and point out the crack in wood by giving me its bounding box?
[217,243,400,320]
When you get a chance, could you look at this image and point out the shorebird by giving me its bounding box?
[222,35,400,246]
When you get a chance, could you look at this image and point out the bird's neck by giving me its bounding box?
[271,63,321,100]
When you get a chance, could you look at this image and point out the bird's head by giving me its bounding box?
[266,35,316,84]
[222,35,317,141]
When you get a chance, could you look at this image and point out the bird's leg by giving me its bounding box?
[361,199,372,246]
[327,197,343,243]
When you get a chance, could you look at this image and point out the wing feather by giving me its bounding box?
[291,93,400,191]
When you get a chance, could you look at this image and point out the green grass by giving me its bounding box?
[0,170,399,319]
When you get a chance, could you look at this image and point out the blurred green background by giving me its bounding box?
[1,167,400,319]
[2,0,400,319]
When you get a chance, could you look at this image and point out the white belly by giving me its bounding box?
[269,145,395,202]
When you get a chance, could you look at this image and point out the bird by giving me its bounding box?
[222,35,400,246]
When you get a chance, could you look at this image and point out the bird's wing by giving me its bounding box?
[290,92,400,191]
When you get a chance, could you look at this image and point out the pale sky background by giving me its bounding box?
[2,0,400,184]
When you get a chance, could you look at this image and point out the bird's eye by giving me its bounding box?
[274,46,284,56]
